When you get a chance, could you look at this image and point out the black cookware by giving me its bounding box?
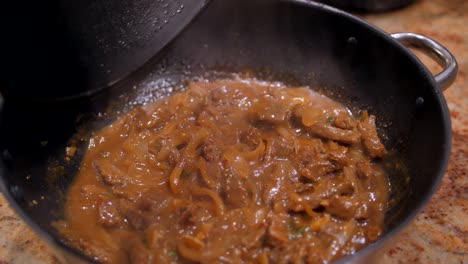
[0,0,457,263]
[321,0,415,12]
[0,0,208,99]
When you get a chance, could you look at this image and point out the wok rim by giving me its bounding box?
[0,0,452,263]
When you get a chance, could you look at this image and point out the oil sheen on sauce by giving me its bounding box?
[57,78,389,264]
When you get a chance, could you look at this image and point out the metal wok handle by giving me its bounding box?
[391,32,458,91]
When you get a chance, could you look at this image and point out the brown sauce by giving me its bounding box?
[58,78,390,263]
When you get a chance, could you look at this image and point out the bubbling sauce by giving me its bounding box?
[58,78,389,263]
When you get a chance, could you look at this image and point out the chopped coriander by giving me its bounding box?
[182,172,189,178]
[182,170,192,178]
[168,250,178,258]
[40,140,48,146]
[288,223,310,240]
[327,117,335,125]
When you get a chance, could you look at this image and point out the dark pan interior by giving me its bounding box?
[0,0,450,262]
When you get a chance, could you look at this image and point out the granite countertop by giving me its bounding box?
[0,0,466,263]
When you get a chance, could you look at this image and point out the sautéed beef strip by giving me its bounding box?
[59,78,389,264]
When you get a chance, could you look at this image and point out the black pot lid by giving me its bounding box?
[1,0,208,100]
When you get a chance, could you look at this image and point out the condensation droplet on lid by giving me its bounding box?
[10,185,23,200]
[415,97,424,109]
[347,36,358,46]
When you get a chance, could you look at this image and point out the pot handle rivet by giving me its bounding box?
[391,32,458,91]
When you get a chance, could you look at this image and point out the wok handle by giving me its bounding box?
[391,32,458,91]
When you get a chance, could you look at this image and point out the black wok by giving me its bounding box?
[0,0,457,263]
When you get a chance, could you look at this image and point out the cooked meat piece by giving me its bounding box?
[146,107,173,129]
[271,242,309,264]
[220,168,250,208]
[297,139,327,164]
[355,202,370,220]
[327,141,349,165]
[292,176,356,213]
[298,146,316,165]
[127,238,152,264]
[267,214,289,244]
[308,123,360,144]
[147,137,165,156]
[253,97,293,124]
[94,159,126,186]
[270,137,295,159]
[335,180,355,196]
[301,160,336,180]
[324,195,358,220]
[241,226,267,248]
[356,161,374,179]
[119,107,149,134]
[148,136,182,165]
[334,111,357,130]
[263,161,297,204]
[179,204,212,225]
[78,240,115,264]
[80,184,108,199]
[210,86,229,104]
[136,190,170,212]
[123,207,150,230]
[242,126,262,148]
[98,199,123,228]
[144,226,163,249]
[200,139,221,162]
[288,191,322,213]
[322,219,356,249]
[357,112,386,158]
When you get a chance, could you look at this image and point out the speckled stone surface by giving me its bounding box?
[0,0,466,263]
